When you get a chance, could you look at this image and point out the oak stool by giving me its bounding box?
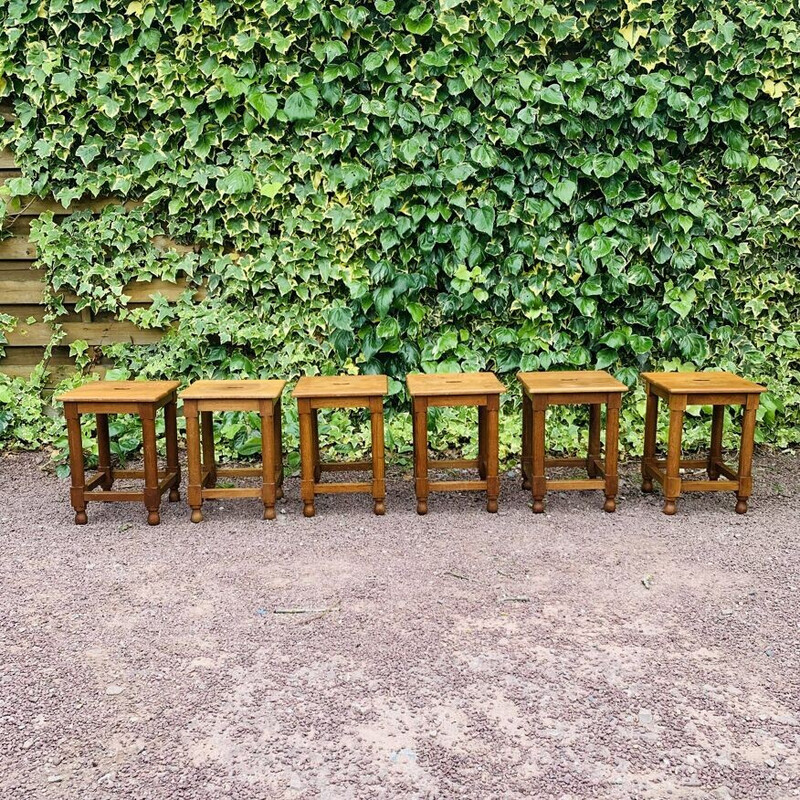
[406,372,506,515]
[56,381,181,526]
[292,375,387,517]
[641,371,766,515]
[518,370,628,513]
[181,380,286,522]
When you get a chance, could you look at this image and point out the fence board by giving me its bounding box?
[0,149,16,168]
[5,320,167,347]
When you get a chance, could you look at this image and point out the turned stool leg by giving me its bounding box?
[260,400,278,520]
[201,411,216,488]
[521,394,532,490]
[273,398,284,500]
[311,409,322,482]
[603,397,620,512]
[587,404,601,479]
[65,405,87,525]
[164,398,180,502]
[485,395,500,513]
[736,396,759,514]
[298,399,316,517]
[531,396,546,513]
[141,407,161,526]
[642,387,658,493]
[663,398,685,515]
[708,405,724,480]
[96,413,114,491]
[478,406,487,480]
[413,397,429,515]
[185,400,203,523]
[370,397,386,515]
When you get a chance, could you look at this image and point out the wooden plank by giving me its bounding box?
[0,260,36,272]
[681,480,739,492]
[428,480,486,491]
[202,488,262,499]
[0,149,16,168]
[0,106,14,123]
[546,479,605,491]
[314,482,373,494]
[0,235,36,259]
[5,320,166,346]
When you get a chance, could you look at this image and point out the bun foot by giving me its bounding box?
[169,488,180,502]
[303,502,315,518]
[487,498,498,513]
[532,498,545,514]
[641,478,654,493]
[75,510,88,525]
[190,509,203,523]
[374,500,386,516]
[147,511,161,526]
[264,506,276,520]
[416,500,428,515]
[276,486,284,500]
[735,498,748,514]
[603,497,616,513]
[663,499,677,516]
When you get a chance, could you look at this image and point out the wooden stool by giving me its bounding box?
[180,380,286,522]
[641,371,766,515]
[406,372,506,515]
[518,371,627,513]
[56,381,180,526]
[292,375,387,517]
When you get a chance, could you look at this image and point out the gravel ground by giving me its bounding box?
[1,450,799,800]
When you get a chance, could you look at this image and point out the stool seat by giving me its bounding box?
[518,370,627,513]
[180,379,286,522]
[641,371,765,515]
[57,380,181,526]
[293,374,388,517]
[407,371,505,514]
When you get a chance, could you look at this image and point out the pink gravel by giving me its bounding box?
[1,451,799,799]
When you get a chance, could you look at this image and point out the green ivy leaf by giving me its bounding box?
[284,89,319,121]
[248,90,278,123]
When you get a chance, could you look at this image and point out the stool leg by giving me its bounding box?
[531,396,546,513]
[274,398,284,500]
[485,395,500,513]
[708,405,724,480]
[66,405,87,525]
[185,400,203,523]
[311,408,321,482]
[413,397,429,515]
[260,400,277,520]
[165,398,180,502]
[478,406,487,480]
[370,397,386,515]
[96,413,114,491]
[587,404,601,479]
[663,398,685,515]
[642,386,658,493]
[603,396,620,512]
[298,399,316,517]
[201,411,216,488]
[521,393,532,490]
[736,395,759,514]
[141,407,161,526]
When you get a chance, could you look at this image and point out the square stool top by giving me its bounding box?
[642,371,766,395]
[180,379,286,401]
[406,372,507,396]
[56,380,179,404]
[517,370,628,395]
[292,374,388,398]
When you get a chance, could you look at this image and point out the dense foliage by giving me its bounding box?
[1,0,799,466]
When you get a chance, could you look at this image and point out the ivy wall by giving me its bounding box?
[1,0,799,465]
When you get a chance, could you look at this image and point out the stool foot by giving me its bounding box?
[75,510,88,525]
[532,498,545,514]
[707,467,720,481]
[147,510,161,526]
[735,498,748,514]
[169,488,180,502]
[190,509,203,523]
[416,500,428,515]
[641,478,654,493]
[276,486,284,500]
[663,499,677,516]
[603,497,616,513]
[264,505,276,520]
[374,499,385,516]
[303,502,315,518]
[487,498,498,513]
